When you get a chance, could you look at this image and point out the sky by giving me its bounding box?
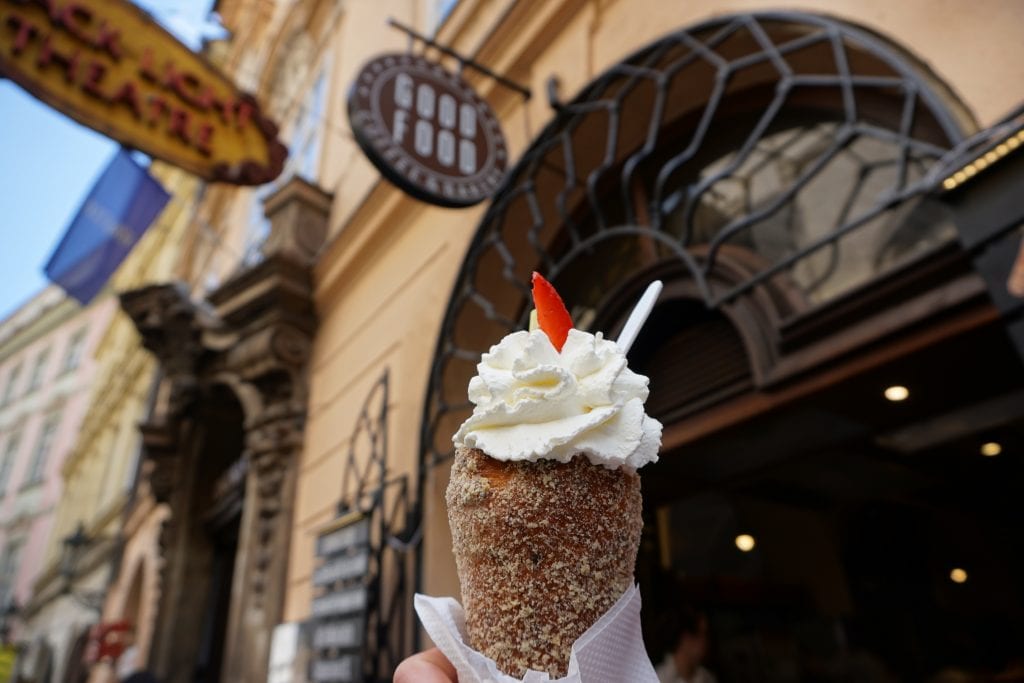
[0,0,218,321]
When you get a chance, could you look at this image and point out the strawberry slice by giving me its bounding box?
[531,272,573,351]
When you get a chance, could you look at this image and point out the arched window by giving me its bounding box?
[422,12,976,467]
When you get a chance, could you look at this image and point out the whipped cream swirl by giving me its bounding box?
[453,329,662,470]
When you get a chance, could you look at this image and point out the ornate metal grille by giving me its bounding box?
[420,11,977,469]
[326,370,415,681]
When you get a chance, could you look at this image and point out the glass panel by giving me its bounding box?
[25,413,60,485]
[62,328,87,373]
[1,364,21,406]
[26,349,50,393]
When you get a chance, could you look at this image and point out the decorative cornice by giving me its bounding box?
[0,296,84,364]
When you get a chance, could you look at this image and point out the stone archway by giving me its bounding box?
[119,177,331,683]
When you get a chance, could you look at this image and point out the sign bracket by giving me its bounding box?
[387,18,532,100]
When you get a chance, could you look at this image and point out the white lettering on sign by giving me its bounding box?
[439,94,456,129]
[392,109,409,144]
[313,551,369,586]
[313,619,361,649]
[83,199,135,247]
[393,81,479,174]
[310,657,358,683]
[311,586,368,617]
[349,53,509,207]
[437,129,456,167]
[459,139,476,175]
[415,120,433,156]
[416,84,435,119]
[459,104,476,137]
[317,518,370,556]
[395,73,414,109]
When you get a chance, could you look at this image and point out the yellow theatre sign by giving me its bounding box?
[0,0,286,185]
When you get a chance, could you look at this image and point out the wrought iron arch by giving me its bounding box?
[420,10,977,469]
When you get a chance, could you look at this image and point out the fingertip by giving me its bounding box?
[393,648,457,682]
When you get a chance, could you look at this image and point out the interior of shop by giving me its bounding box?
[637,316,1024,682]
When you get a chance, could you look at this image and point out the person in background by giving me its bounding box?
[655,605,717,683]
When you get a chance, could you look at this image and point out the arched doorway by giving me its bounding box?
[422,11,1024,681]
[180,384,246,683]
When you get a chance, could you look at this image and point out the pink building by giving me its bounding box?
[0,287,115,638]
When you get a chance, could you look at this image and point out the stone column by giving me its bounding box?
[210,176,329,683]
[220,393,305,683]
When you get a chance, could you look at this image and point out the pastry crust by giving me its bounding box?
[447,446,643,677]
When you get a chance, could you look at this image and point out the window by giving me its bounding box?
[434,0,458,27]
[24,413,59,485]
[242,67,329,264]
[26,348,50,394]
[61,328,87,373]
[0,538,24,606]
[293,69,328,182]
[242,185,275,266]
[0,431,18,495]
[1,364,21,406]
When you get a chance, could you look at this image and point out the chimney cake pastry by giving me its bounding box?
[447,273,662,678]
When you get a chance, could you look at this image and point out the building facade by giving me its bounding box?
[0,286,114,657]
[14,165,203,683]
[106,0,1024,681]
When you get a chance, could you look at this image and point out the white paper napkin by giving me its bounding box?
[413,584,659,683]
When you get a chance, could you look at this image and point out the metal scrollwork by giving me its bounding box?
[420,11,977,471]
[326,370,416,680]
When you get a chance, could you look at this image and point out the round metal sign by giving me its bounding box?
[348,53,508,208]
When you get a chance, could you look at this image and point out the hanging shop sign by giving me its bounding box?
[348,53,508,208]
[309,512,371,683]
[0,0,286,185]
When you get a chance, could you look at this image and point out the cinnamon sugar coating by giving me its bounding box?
[446,446,643,678]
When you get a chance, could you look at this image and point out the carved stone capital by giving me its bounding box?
[121,284,212,415]
[224,324,312,383]
[120,284,203,366]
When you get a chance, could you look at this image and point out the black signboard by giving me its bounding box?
[309,513,371,683]
[348,53,508,208]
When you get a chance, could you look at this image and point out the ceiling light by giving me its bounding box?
[950,568,968,584]
[981,442,1002,457]
[735,534,756,552]
[884,385,909,402]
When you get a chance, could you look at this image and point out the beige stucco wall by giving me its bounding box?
[282,0,1024,624]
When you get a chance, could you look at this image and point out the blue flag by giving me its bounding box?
[44,150,170,305]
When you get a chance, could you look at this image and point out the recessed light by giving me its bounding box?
[884,385,909,402]
[950,568,968,584]
[735,534,756,552]
[981,442,1002,457]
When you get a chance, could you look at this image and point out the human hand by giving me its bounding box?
[394,647,458,682]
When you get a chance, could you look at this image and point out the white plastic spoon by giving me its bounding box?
[616,280,663,354]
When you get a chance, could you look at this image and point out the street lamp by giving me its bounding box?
[60,523,89,582]
[59,523,105,612]
[0,599,18,644]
